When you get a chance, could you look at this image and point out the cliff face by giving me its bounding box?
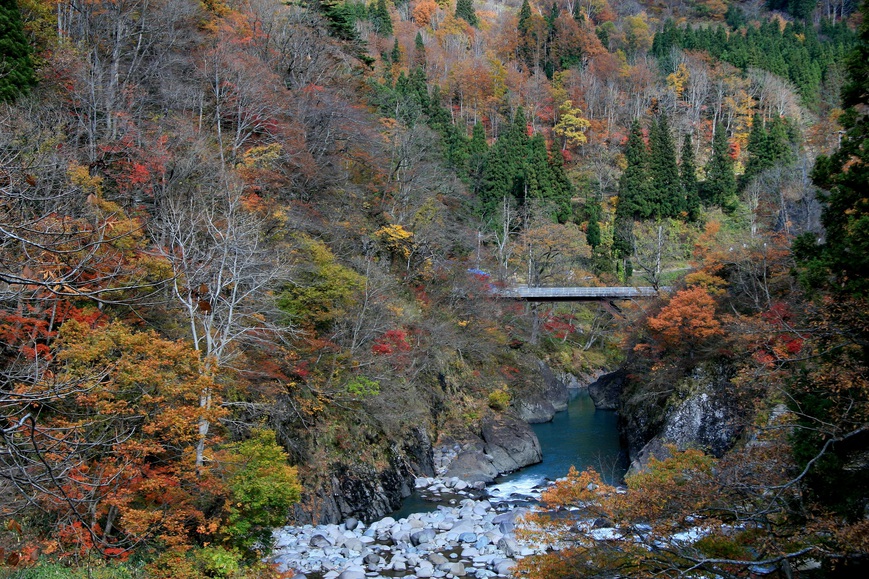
[591,361,743,472]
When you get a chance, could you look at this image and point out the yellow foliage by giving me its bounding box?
[553,100,591,149]
[666,63,690,98]
[67,161,103,195]
[375,224,414,258]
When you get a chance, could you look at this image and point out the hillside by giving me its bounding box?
[0,0,866,577]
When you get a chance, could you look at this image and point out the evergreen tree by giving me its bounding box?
[617,120,652,220]
[0,0,36,102]
[390,38,401,64]
[797,0,869,297]
[585,198,602,248]
[317,0,360,41]
[649,114,683,218]
[481,109,530,219]
[680,134,702,222]
[467,122,488,193]
[455,0,478,26]
[371,0,392,36]
[414,31,426,69]
[743,113,771,185]
[517,0,533,68]
[702,123,738,211]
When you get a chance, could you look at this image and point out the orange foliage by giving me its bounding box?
[645,287,723,351]
[413,0,438,26]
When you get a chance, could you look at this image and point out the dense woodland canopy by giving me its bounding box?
[0,0,867,576]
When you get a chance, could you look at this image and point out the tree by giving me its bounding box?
[553,100,591,151]
[798,0,869,298]
[0,0,36,101]
[455,0,478,26]
[648,113,683,219]
[371,0,393,36]
[702,122,737,211]
[154,187,293,469]
[616,120,652,220]
[680,134,702,222]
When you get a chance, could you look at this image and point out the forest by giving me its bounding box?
[0,0,867,577]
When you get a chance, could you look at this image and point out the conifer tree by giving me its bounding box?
[468,122,488,193]
[481,109,530,219]
[371,0,393,36]
[0,0,36,102]
[617,120,652,220]
[414,31,426,69]
[743,113,770,184]
[390,38,401,63]
[702,123,738,211]
[649,114,683,218]
[798,0,869,297]
[455,0,478,26]
[680,134,702,222]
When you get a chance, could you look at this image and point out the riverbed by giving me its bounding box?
[272,389,627,578]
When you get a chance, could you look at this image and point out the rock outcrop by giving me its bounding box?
[587,370,626,410]
[293,427,435,524]
[620,362,742,473]
[513,361,570,423]
[444,413,542,483]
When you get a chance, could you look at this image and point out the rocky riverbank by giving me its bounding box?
[272,477,543,579]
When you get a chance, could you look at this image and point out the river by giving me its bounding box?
[394,389,628,517]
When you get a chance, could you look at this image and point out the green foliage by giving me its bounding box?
[680,134,701,222]
[799,0,869,297]
[370,0,392,36]
[278,236,364,332]
[316,0,361,41]
[194,546,242,578]
[346,375,381,398]
[616,120,652,220]
[649,114,683,219]
[455,0,478,26]
[0,562,142,579]
[0,0,36,102]
[743,115,796,186]
[702,123,738,212]
[652,16,854,106]
[222,429,301,556]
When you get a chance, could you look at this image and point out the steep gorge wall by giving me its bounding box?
[589,360,743,472]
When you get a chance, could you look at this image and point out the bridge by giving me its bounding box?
[497,286,668,302]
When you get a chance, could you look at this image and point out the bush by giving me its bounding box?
[488,388,511,411]
[221,429,302,556]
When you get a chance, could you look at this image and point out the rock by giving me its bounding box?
[447,562,467,576]
[310,534,333,548]
[364,553,379,565]
[429,553,450,565]
[588,370,626,410]
[411,528,437,546]
[497,538,520,557]
[336,570,366,579]
[480,415,542,474]
[344,538,364,552]
[344,517,359,531]
[494,559,516,575]
[444,440,501,483]
[459,532,478,543]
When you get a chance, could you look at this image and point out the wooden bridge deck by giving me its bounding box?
[497,286,668,302]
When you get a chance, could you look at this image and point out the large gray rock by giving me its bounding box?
[481,414,543,474]
[588,370,626,410]
[444,439,501,483]
[514,362,570,423]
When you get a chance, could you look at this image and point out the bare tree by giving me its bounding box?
[154,185,294,467]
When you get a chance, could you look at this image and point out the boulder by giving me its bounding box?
[588,370,626,410]
[480,414,542,474]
